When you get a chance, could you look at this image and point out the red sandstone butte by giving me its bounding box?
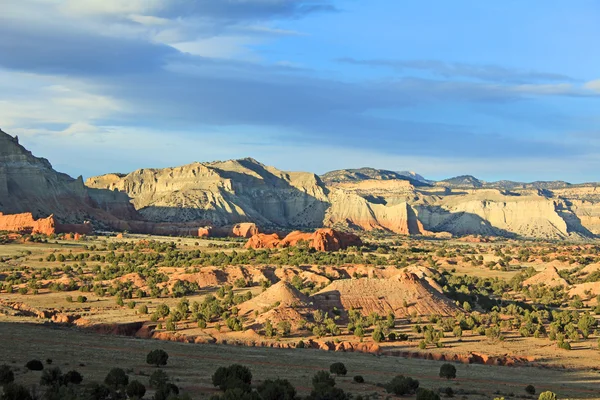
[246,228,362,252]
[0,212,92,235]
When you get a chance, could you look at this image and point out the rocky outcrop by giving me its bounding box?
[245,228,362,251]
[0,129,138,225]
[198,223,259,238]
[86,158,330,229]
[0,212,92,235]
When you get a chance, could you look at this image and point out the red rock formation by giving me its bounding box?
[245,233,281,249]
[199,223,260,238]
[0,212,56,235]
[0,212,93,235]
[245,228,362,251]
[230,223,260,238]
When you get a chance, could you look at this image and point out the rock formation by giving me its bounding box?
[313,272,460,317]
[0,129,138,225]
[523,266,569,288]
[6,127,600,240]
[245,228,362,251]
[0,212,92,235]
[85,158,330,228]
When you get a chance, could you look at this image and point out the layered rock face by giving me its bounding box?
[86,158,600,239]
[86,158,330,229]
[6,127,600,240]
[325,180,430,235]
[245,228,362,251]
[0,129,137,225]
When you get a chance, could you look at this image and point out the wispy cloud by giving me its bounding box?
[1,0,600,183]
[338,58,576,84]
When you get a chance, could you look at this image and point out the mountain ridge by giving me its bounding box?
[3,129,600,240]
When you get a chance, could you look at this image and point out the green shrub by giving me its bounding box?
[385,375,420,396]
[416,388,441,400]
[25,359,44,371]
[257,378,296,400]
[126,380,146,399]
[146,349,169,367]
[439,363,456,380]
[0,364,14,385]
[329,362,347,376]
[538,391,557,400]
[104,367,128,389]
[1,383,33,400]
[212,364,252,392]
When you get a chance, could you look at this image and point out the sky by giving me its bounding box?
[1,0,600,182]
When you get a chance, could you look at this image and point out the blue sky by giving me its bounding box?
[1,0,599,182]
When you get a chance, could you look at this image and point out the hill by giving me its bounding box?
[0,129,136,225]
[312,272,460,317]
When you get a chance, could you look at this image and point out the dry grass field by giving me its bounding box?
[2,233,600,399]
[1,322,599,399]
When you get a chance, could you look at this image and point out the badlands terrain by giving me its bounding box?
[2,128,600,399]
[2,128,600,241]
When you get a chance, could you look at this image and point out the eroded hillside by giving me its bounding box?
[87,162,600,239]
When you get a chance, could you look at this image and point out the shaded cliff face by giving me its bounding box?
[0,129,138,224]
[86,158,330,228]
[86,157,600,239]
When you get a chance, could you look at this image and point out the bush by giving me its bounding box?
[212,364,253,392]
[153,383,180,400]
[104,367,129,389]
[442,387,454,397]
[126,380,146,399]
[149,369,169,388]
[385,375,420,396]
[138,304,148,314]
[146,349,169,367]
[558,341,571,350]
[40,367,63,387]
[63,370,83,385]
[310,385,349,400]
[538,392,557,400]
[439,363,456,380]
[416,388,441,400]
[329,362,347,376]
[372,327,385,343]
[0,364,14,385]
[312,371,336,389]
[25,359,44,371]
[88,383,111,400]
[353,375,364,383]
[257,378,296,400]
[1,383,33,400]
[525,385,536,395]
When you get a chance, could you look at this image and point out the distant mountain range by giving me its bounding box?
[2,128,600,240]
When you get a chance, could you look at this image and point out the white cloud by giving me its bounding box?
[0,69,125,128]
[60,0,166,17]
[172,36,262,60]
[584,79,600,92]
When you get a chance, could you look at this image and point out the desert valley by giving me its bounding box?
[2,128,600,399]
